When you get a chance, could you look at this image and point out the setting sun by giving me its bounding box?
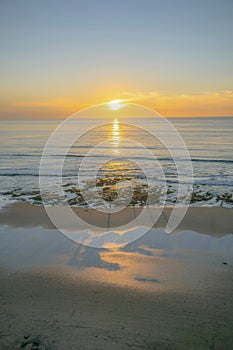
[108,100,124,110]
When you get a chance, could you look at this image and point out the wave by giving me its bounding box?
[0,172,233,187]
[1,153,233,164]
[0,173,73,177]
[190,158,233,164]
[165,179,233,187]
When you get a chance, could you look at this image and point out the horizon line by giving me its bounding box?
[0,115,233,121]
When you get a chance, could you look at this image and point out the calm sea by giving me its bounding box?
[0,117,232,207]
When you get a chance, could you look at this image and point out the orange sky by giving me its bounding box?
[1,90,233,119]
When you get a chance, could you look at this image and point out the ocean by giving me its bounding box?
[0,117,232,208]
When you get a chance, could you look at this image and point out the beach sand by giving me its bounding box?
[0,201,232,236]
[0,202,233,349]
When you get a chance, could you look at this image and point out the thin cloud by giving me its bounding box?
[1,91,233,118]
[119,90,233,116]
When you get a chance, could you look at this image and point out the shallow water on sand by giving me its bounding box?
[0,220,232,292]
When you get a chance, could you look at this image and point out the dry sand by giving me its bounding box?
[0,265,233,350]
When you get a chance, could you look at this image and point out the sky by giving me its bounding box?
[0,0,233,118]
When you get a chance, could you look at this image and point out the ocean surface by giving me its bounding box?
[0,117,232,208]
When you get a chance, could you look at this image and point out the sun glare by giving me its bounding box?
[108,99,123,110]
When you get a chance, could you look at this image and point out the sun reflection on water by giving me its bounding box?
[111,118,121,155]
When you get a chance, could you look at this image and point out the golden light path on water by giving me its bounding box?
[111,118,121,155]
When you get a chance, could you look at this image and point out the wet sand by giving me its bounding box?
[0,202,233,349]
[0,201,232,236]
